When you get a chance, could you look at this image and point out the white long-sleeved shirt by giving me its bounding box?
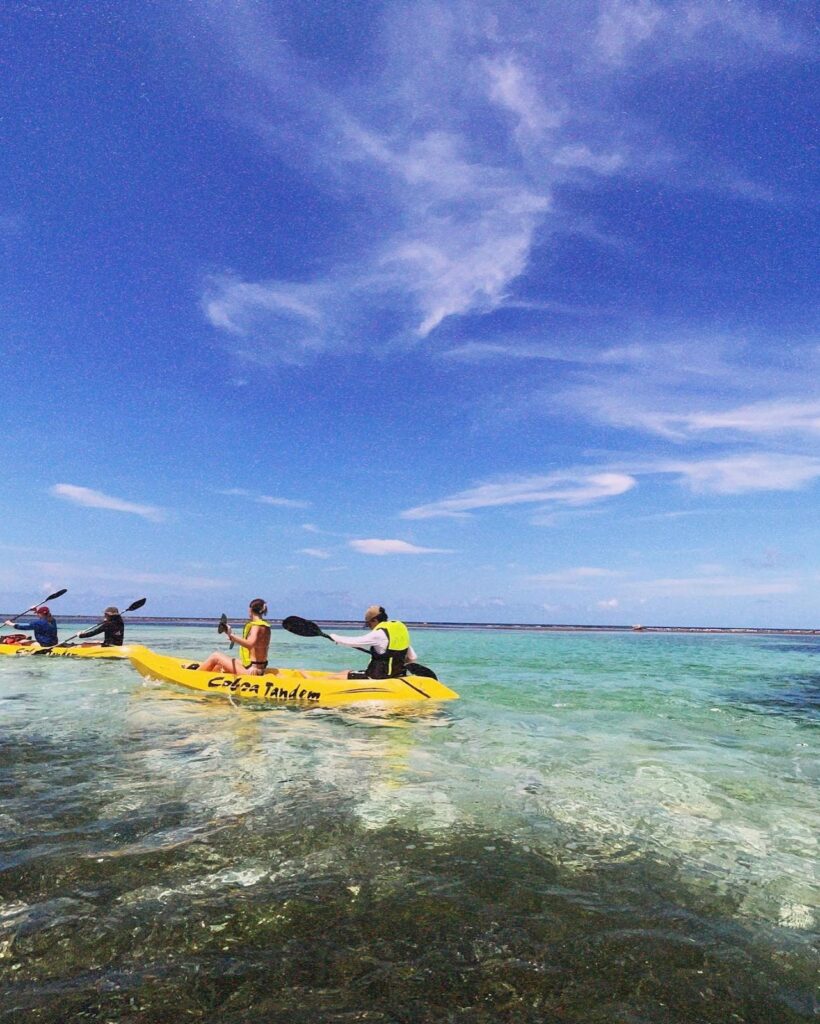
[328,627,417,662]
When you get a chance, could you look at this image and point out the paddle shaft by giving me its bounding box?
[5,588,67,624]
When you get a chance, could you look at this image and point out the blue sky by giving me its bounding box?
[1,0,817,627]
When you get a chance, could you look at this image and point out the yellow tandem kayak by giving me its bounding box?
[128,646,459,706]
[0,642,131,659]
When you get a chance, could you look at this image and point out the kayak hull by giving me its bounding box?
[128,646,459,706]
[0,642,131,659]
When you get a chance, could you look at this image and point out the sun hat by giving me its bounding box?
[364,605,385,622]
[104,606,119,616]
[36,606,50,615]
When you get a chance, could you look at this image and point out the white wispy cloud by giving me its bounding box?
[594,0,805,67]
[218,487,309,509]
[402,471,636,519]
[598,398,820,440]
[528,567,622,587]
[627,574,799,598]
[298,548,332,559]
[398,451,820,525]
[34,562,229,591]
[194,1,806,363]
[50,484,166,523]
[203,276,330,359]
[483,54,563,144]
[659,453,820,494]
[553,144,626,174]
[204,127,549,344]
[257,495,310,509]
[349,539,453,556]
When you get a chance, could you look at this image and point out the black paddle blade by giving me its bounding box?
[217,613,229,635]
[45,588,68,602]
[125,598,147,613]
[406,663,438,680]
[282,615,326,638]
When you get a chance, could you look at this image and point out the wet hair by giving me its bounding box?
[249,598,267,615]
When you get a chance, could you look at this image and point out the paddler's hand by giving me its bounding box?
[3,620,14,627]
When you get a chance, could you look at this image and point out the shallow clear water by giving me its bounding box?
[1,626,817,1022]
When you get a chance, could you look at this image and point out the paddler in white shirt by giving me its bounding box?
[329,605,418,679]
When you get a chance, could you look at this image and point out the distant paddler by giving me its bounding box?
[328,605,418,680]
[198,598,279,677]
[77,606,126,647]
[3,587,68,648]
[4,605,59,648]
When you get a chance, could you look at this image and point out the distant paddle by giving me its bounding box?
[5,588,67,624]
[33,597,147,654]
[217,612,234,649]
[282,615,439,680]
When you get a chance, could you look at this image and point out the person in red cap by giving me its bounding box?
[3,606,59,647]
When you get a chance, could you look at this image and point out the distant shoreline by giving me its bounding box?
[5,616,817,636]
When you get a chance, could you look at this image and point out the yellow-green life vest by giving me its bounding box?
[240,617,271,667]
[368,620,411,678]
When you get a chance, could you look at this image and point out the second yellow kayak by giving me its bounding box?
[0,642,131,659]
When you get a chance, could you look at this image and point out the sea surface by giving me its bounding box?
[0,625,817,1023]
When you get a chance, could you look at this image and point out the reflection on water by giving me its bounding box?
[0,627,817,1021]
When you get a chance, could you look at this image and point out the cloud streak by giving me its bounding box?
[349,538,453,556]
[402,472,636,519]
[35,562,229,591]
[50,484,166,522]
[528,566,622,588]
[659,454,820,494]
[218,487,309,509]
[594,398,820,440]
[399,451,820,524]
[627,574,799,598]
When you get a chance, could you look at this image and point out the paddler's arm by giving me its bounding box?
[327,628,387,651]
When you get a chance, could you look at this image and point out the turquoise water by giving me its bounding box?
[1,626,817,1022]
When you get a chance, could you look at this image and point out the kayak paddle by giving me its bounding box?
[282,615,335,642]
[282,615,439,680]
[4,588,67,624]
[32,597,147,654]
[217,612,235,649]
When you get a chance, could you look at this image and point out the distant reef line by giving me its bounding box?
[6,615,817,636]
